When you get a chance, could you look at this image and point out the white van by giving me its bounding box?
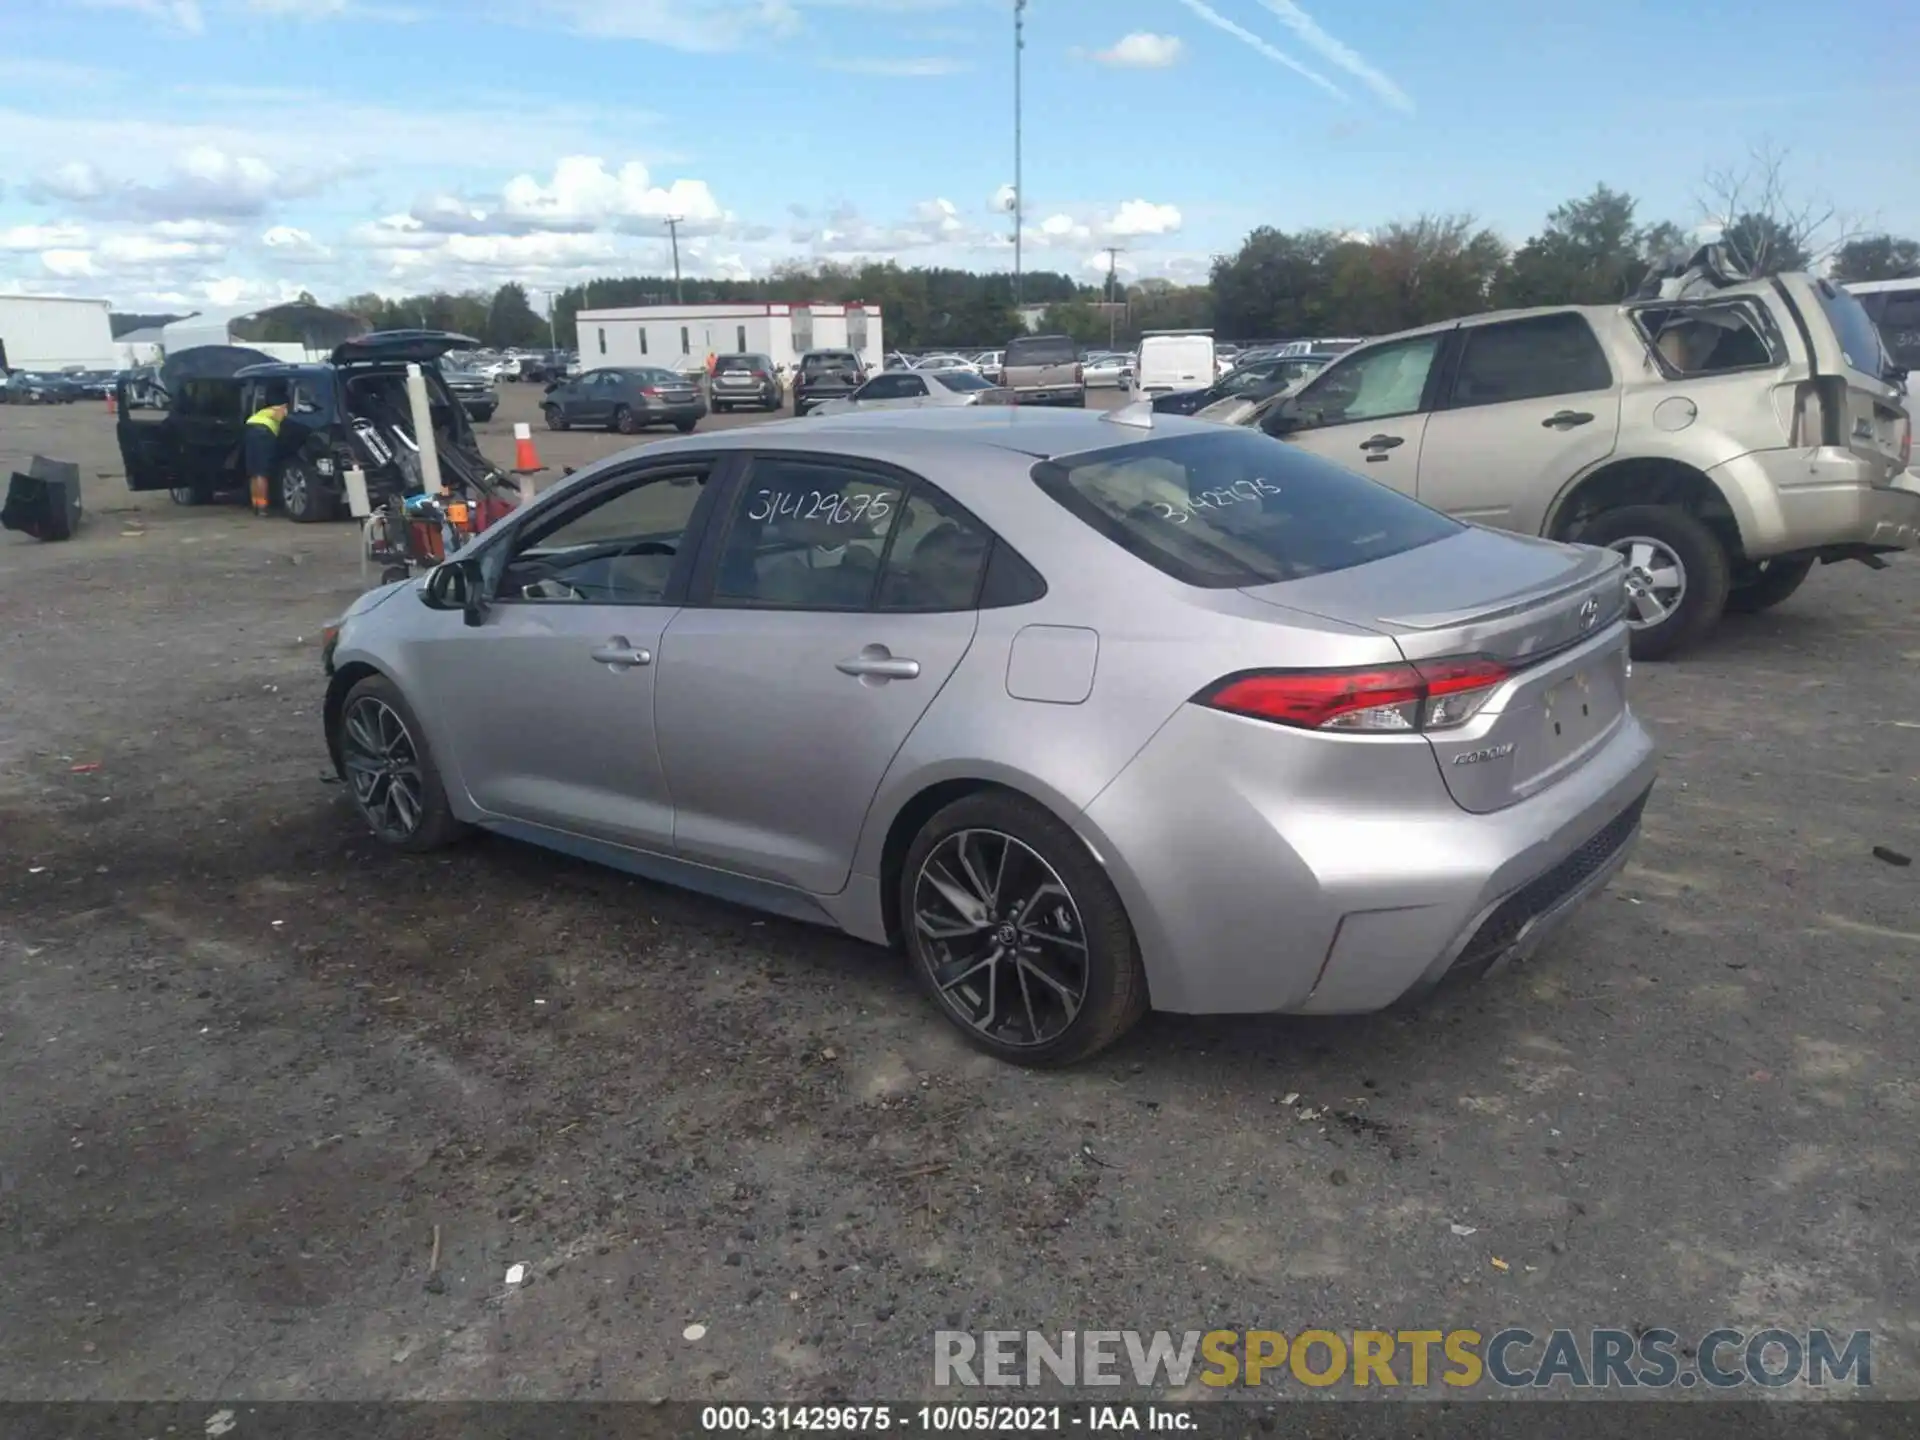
[1134,331,1216,396]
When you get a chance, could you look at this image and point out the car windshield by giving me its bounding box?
[933,371,995,392]
[1813,280,1893,378]
[1032,427,1460,588]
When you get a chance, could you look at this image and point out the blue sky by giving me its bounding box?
[1,0,1914,310]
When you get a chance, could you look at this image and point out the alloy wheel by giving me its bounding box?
[340,695,427,842]
[912,829,1088,1049]
[1610,536,1687,629]
[281,465,310,519]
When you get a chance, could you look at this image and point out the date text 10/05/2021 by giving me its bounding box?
[701,1406,1193,1432]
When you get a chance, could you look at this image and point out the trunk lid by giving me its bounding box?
[1242,528,1632,813]
[1771,274,1910,479]
[331,330,481,367]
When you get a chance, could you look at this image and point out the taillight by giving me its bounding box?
[1898,413,1912,470]
[1074,363,1084,383]
[1197,656,1510,733]
[642,386,662,397]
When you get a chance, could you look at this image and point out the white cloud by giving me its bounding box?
[0,224,90,252]
[537,0,802,51]
[1104,199,1182,237]
[1093,32,1184,68]
[26,147,351,221]
[262,225,333,261]
[821,56,969,75]
[77,0,204,31]
[1253,0,1412,112]
[494,157,726,233]
[1170,0,1345,102]
[41,250,98,278]
[97,234,227,264]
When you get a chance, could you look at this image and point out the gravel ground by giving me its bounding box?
[2,385,1916,1403]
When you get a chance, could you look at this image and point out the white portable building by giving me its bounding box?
[575,302,884,374]
[0,295,118,371]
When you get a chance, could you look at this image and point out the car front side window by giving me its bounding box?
[1277,335,1442,432]
[497,469,707,605]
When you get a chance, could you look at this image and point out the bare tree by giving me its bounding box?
[1696,140,1864,275]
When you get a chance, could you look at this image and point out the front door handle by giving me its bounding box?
[1359,433,1404,452]
[1543,410,1595,429]
[590,638,652,669]
[836,645,921,681]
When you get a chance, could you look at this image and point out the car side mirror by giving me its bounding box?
[420,557,488,626]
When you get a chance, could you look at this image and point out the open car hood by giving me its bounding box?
[331,330,480,367]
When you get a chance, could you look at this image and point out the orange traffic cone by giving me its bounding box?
[512,421,540,473]
[105,391,117,416]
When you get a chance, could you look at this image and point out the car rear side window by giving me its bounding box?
[1446,313,1612,407]
[1033,428,1461,589]
[1876,290,1920,368]
[1633,301,1783,376]
[933,371,994,392]
[1814,280,1893,377]
[875,486,992,611]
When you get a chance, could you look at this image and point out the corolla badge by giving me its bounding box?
[1452,742,1516,766]
[1578,596,1600,630]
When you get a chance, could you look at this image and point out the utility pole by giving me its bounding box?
[664,217,685,303]
[1103,245,1125,350]
[545,291,557,350]
[1012,0,1025,311]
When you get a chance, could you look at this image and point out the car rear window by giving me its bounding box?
[1814,280,1892,378]
[933,371,995,392]
[803,352,858,371]
[714,355,768,373]
[1032,427,1460,589]
[1006,336,1077,366]
[1875,289,1920,368]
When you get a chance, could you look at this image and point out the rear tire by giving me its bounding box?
[1725,557,1814,614]
[675,418,698,434]
[1578,504,1731,662]
[169,484,211,506]
[335,673,466,853]
[900,790,1147,1068]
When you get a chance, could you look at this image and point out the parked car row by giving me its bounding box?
[1,368,125,403]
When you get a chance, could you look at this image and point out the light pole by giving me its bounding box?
[545,291,557,350]
[1013,0,1025,311]
[664,217,685,303]
[1103,245,1125,349]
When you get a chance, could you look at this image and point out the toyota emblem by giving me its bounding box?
[1578,596,1600,630]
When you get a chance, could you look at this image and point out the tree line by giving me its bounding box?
[128,164,1910,354]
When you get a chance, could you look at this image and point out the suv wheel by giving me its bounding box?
[279,460,331,524]
[1725,557,1814,615]
[1579,505,1731,661]
[900,790,1148,1068]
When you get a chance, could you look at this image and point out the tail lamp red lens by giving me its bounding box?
[1198,656,1511,733]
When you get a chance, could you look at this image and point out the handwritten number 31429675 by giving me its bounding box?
[1151,477,1282,525]
[748,489,894,526]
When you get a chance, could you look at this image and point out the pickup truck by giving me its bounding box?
[1000,333,1085,407]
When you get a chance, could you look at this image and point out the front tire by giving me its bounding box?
[336,674,466,852]
[543,405,568,432]
[612,404,639,434]
[1578,504,1731,661]
[279,460,331,524]
[900,790,1147,1068]
[1725,557,1814,615]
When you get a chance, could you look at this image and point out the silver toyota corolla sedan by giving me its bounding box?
[322,406,1657,1066]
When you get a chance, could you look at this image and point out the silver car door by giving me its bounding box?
[1416,312,1622,531]
[1264,331,1447,499]
[404,458,720,851]
[654,457,985,895]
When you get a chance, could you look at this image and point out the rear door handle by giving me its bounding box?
[590,638,652,669]
[1543,410,1595,428]
[836,646,921,681]
[1359,433,1404,452]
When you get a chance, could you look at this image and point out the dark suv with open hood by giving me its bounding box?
[116,331,507,523]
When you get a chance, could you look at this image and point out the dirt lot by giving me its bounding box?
[2,383,1917,1402]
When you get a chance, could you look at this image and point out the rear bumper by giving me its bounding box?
[640,401,706,422]
[1080,703,1659,1016]
[1711,448,1920,557]
[1011,388,1085,406]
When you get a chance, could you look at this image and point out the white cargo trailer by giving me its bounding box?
[0,295,118,372]
[576,301,884,375]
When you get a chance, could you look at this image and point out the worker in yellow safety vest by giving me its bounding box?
[244,401,289,515]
